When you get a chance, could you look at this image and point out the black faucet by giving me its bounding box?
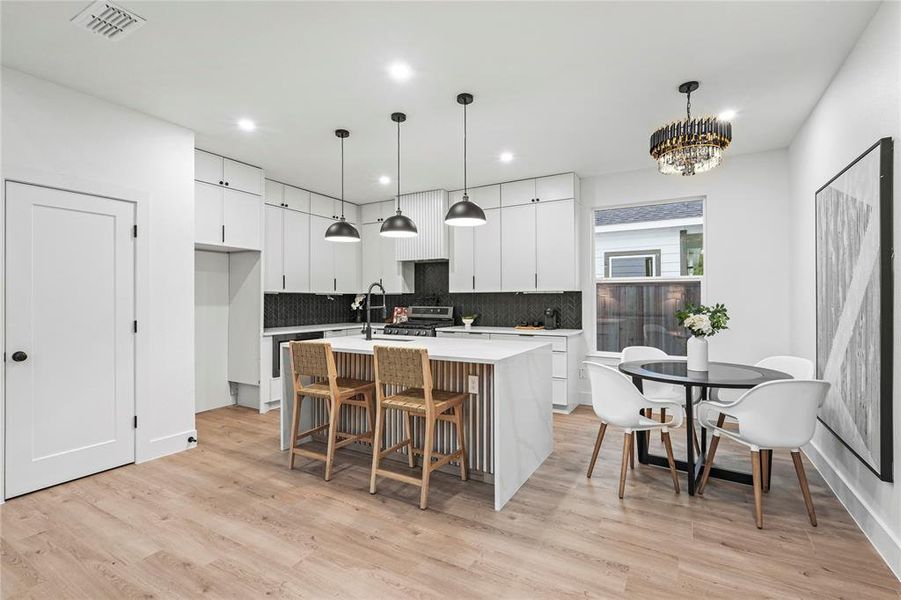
[364,281,387,341]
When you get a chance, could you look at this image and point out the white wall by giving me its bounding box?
[1,67,196,500]
[580,149,793,366]
[787,1,901,578]
[195,251,233,413]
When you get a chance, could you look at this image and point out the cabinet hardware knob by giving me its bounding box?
[219,180,224,185]
[11,351,27,362]
[225,182,229,186]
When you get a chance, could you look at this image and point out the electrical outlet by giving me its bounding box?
[468,375,479,394]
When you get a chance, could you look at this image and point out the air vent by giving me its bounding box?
[71,1,146,41]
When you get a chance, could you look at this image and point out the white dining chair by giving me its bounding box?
[621,346,700,454]
[703,355,815,490]
[584,362,684,498]
[696,379,830,528]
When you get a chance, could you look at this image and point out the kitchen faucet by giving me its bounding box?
[364,281,387,341]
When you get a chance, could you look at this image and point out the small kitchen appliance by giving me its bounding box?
[383,306,454,337]
[544,308,560,330]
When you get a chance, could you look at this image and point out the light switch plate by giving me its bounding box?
[468,375,479,394]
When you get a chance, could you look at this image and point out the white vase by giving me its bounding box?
[687,335,709,371]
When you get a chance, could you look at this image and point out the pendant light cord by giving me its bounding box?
[340,135,345,219]
[463,101,468,197]
[396,119,401,211]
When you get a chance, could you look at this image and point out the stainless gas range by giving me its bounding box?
[383,306,454,337]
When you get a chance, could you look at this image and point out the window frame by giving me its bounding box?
[590,196,707,357]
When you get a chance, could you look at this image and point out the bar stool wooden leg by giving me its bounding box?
[364,391,376,440]
[587,422,607,478]
[289,394,302,470]
[751,450,764,529]
[453,406,468,481]
[369,406,385,495]
[792,451,817,526]
[420,416,436,510]
[403,411,416,468]
[619,432,633,499]
[324,396,341,481]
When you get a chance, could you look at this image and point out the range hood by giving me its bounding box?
[395,189,449,262]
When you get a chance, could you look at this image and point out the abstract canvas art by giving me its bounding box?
[815,138,893,482]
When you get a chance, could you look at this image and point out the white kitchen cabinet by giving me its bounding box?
[501,173,576,207]
[308,214,360,293]
[263,205,284,290]
[311,192,359,224]
[536,199,576,291]
[309,214,335,292]
[265,179,283,207]
[195,149,262,195]
[284,186,311,212]
[449,184,501,210]
[283,209,310,291]
[501,203,537,290]
[223,188,262,250]
[500,199,577,292]
[449,207,501,292]
[195,181,224,245]
[195,181,261,250]
[361,222,413,293]
[362,200,395,224]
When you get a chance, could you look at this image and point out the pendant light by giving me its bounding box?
[445,92,487,227]
[324,128,361,243]
[380,112,418,238]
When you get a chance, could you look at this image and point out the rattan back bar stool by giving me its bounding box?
[369,345,468,510]
[288,341,376,481]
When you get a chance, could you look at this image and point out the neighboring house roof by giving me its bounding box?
[595,200,703,226]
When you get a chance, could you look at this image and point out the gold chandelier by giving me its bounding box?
[650,81,732,176]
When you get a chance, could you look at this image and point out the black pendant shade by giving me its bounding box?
[446,92,487,227]
[325,128,361,243]
[381,112,418,238]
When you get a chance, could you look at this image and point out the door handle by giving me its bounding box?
[11,351,27,362]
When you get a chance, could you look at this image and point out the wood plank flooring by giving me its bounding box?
[2,406,898,599]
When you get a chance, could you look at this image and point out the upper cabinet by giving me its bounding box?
[501,198,579,292]
[264,205,310,293]
[500,173,577,207]
[309,214,361,294]
[265,179,310,212]
[195,149,263,252]
[361,200,396,224]
[449,195,502,293]
[361,222,414,294]
[310,192,360,225]
[195,149,262,195]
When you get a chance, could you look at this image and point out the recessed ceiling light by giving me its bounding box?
[379,175,391,185]
[499,151,514,163]
[237,118,256,132]
[718,109,737,121]
[387,61,412,82]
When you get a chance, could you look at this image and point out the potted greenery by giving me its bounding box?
[675,303,729,371]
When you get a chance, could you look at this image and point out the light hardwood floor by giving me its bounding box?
[2,406,898,599]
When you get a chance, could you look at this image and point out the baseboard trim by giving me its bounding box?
[804,440,901,581]
[137,429,198,463]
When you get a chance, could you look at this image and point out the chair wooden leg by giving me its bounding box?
[761,449,771,493]
[792,451,817,526]
[644,410,653,446]
[369,407,385,494]
[453,406,468,482]
[661,431,680,494]
[691,422,701,455]
[697,434,720,495]
[420,417,436,510]
[587,422,607,478]
[619,432,632,499]
[323,396,340,481]
[288,395,302,470]
[629,434,635,469]
[402,411,416,468]
[751,450,764,529]
[660,408,667,423]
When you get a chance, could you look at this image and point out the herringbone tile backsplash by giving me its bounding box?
[264,261,582,329]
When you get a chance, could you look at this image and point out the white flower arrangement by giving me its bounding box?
[682,313,713,336]
[675,303,729,338]
[350,294,365,311]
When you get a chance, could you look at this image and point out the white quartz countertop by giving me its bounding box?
[280,333,551,364]
[436,326,583,337]
[263,323,385,337]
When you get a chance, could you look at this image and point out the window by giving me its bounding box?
[594,199,704,354]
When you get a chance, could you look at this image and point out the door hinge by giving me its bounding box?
[133,224,138,238]
[133,320,138,333]
[133,415,138,429]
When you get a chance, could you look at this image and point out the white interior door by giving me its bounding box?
[5,182,136,498]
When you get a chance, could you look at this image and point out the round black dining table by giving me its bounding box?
[618,359,792,495]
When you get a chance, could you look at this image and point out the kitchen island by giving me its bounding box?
[280,334,553,510]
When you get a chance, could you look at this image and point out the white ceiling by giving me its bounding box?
[1,1,879,203]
